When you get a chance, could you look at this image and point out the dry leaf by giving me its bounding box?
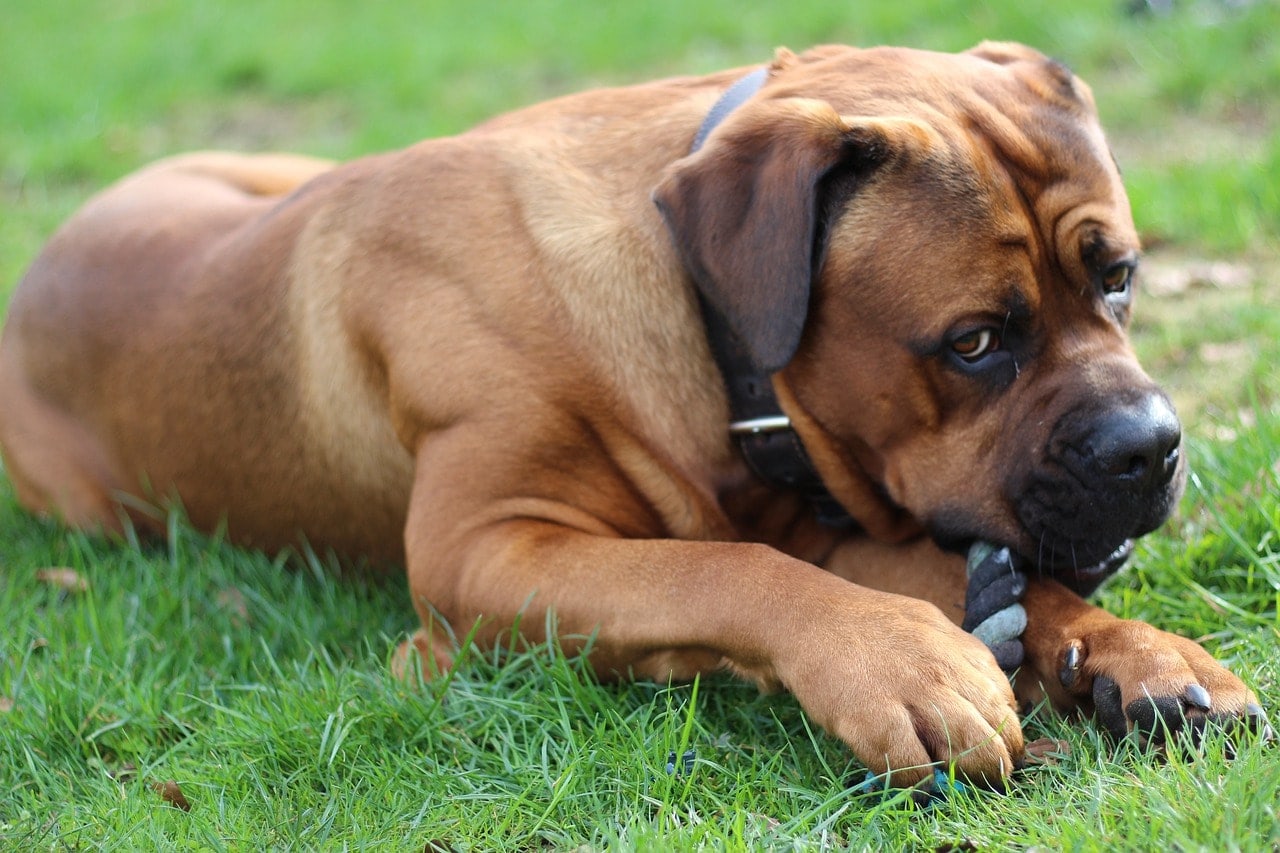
[109,762,137,783]
[1024,737,1071,765]
[1198,341,1250,365]
[36,568,88,593]
[0,696,13,713]
[215,587,250,625]
[424,841,459,853]
[153,780,192,811]
[751,813,781,832]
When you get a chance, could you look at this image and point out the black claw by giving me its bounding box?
[910,786,938,809]
[1059,642,1084,690]
[1091,684,1273,754]
[1183,684,1213,712]
[1244,704,1275,743]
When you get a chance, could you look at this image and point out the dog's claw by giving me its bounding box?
[1059,640,1084,690]
[1183,683,1213,712]
[1245,704,1275,742]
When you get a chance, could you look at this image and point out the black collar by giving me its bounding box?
[691,70,855,528]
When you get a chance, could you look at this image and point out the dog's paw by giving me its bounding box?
[780,592,1025,788]
[1055,619,1272,749]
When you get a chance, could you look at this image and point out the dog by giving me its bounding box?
[0,41,1266,787]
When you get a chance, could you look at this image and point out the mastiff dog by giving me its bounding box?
[0,42,1266,787]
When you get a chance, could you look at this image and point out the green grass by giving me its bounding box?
[3,0,1280,849]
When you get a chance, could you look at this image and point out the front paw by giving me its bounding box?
[780,594,1025,788]
[1053,620,1272,748]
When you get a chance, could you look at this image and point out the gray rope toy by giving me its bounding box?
[963,541,1027,671]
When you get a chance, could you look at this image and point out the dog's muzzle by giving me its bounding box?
[1014,389,1185,594]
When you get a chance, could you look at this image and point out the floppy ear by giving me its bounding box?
[653,98,886,373]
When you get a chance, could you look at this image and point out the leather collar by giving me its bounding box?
[690,69,855,528]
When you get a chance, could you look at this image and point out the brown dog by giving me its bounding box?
[0,42,1265,787]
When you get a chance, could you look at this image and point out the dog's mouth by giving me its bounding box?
[1036,538,1134,596]
[937,524,1135,596]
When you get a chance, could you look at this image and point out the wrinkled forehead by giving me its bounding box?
[948,92,1136,271]
[777,43,1105,147]
[792,46,1137,274]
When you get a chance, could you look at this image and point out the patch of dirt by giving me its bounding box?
[120,96,359,164]
[1110,107,1273,172]
[1141,255,1254,297]
[1132,247,1280,431]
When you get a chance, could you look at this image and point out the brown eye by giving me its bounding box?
[952,329,1000,362]
[1102,264,1132,295]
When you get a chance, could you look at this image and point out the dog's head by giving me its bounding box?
[654,42,1184,593]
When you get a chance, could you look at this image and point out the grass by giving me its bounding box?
[2,0,1279,849]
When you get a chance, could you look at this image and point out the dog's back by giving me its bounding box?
[0,151,422,560]
[0,73,729,562]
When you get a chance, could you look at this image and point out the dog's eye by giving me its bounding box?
[951,328,1001,362]
[1101,263,1133,297]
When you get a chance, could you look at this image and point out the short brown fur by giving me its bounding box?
[0,43,1258,786]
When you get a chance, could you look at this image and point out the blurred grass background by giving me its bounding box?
[2,0,1278,275]
[2,0,1279,849]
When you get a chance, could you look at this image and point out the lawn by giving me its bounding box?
[2,0,1279,849]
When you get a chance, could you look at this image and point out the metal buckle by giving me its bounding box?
[727,415,793,436]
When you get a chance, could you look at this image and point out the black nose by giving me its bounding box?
[1076,392,1182,491]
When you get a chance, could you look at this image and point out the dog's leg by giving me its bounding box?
[136,151,336,198]
[822,535,970,625]
[824,538,1267,742]
[0,349,124,531]
[400,517,1023,787]
[1017,579,1268,743]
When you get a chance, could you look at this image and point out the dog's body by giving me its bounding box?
[0,42,1262,785]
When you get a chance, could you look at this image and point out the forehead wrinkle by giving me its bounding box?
[955,90,1051,185]
[953,90,1129,293]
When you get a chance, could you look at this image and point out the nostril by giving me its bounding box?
[1121,454,1149,480]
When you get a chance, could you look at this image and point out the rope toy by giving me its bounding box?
[962,541,1027,671]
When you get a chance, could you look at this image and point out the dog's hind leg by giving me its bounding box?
[139,151,337,198]
[0,344,125,533]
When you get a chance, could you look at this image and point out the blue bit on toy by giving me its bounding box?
[665,749,695,776]
[853,768,967,806]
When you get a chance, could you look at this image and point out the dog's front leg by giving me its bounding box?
[398,515,1023,787]
[823,537,1269,744]
[1017,579,1269,744]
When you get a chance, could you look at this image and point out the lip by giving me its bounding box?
[1033,539,1134,595]
[938,522,1136,596]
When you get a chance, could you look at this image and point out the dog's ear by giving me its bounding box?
[653,98,892,373]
